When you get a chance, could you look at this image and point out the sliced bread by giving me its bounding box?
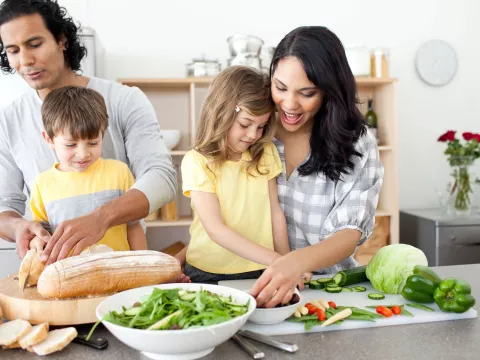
[0,319,32,346]
[32,327,78,356]
[19,323,49,349]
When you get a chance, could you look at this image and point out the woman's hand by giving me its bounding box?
[249,253,305,308]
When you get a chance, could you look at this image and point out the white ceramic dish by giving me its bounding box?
[160,129,181,150]
[248,289,302,325]
[96,283,256,360]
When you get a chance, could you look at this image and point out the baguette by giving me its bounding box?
[37,250,181,299]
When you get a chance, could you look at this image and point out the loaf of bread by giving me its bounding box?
[37,250,181,299]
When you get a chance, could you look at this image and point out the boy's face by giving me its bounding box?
[42,130,102,172]
[0,13,67,91]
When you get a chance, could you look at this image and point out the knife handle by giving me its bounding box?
[73,333,108,350]
[232,334,264,359]
[239,330,298,353]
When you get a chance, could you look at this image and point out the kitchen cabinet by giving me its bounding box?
[118,77,399,259]
[400,208,480,266]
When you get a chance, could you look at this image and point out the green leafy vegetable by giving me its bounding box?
[366,244,428,294]
[86,288,249,340]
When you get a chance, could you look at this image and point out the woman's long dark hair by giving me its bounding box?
[270,26,367,182]
[0,0,87,74]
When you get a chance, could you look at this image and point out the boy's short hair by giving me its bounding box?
[42,86,109,140]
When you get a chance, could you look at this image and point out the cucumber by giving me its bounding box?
[317,278,335,286]
[368,293,385,300]
[332,265,368,287]
[308,280,324,290]
[353,286,367,292]
[325,286,342,293]
[341,287,353,292]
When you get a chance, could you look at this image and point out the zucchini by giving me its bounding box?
[368,293,385,300]
[325,286,342,293]
[332,265,368,287]
[353,286,367,292]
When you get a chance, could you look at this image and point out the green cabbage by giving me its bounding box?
[366,244,428,294]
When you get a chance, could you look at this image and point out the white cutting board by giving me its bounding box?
[218,277,478,335]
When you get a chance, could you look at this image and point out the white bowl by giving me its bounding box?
[247,289,302,325]
[160,129,181,150]
[96,283,256,360]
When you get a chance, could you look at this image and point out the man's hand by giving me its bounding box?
[13,219,50,259]
[41,212,108,265]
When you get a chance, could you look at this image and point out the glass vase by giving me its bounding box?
[447,156,475,215]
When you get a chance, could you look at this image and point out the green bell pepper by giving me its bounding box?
[401,266,441,304]
[433,278,476,313]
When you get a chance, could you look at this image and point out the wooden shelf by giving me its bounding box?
[118,77,397,90]
[375,209,391,217]
[146,216,193,227]
[378,145,393,151]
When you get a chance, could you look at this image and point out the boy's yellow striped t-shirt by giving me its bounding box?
[29,158,134,252]
[182,142,283,274]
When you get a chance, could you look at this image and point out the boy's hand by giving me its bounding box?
[178,273,191,283]
[41,213,108,265]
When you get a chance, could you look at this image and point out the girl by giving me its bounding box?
[176,66,290,283]
[250,26,384,307]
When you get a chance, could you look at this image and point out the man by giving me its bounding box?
[0,0,177,264]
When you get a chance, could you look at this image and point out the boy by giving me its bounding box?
[30,86,147,252]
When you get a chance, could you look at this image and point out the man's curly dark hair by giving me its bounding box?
[0,0,87,74]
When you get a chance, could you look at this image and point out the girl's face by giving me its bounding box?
[271,56,324,133]
[226,108,270,159]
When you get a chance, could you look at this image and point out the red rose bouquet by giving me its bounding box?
[437,131,480,212]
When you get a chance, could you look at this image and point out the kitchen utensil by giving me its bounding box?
[186,57,221,77]
[247,288,302,325]
[227,34,264,57]
[232,334,265,359]
[0,273,106,325]
[160,129,181,150]
[95,283,256,360]
[73,333,109,350]
[227,55,262,71]
[219,278,478,336]
[344,44,371,76]
[238,330,298,353]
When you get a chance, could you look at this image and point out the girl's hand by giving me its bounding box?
[249,254,304,308]
[178,273,191,283]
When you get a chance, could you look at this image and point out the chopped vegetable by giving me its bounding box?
[328,301,337,309]
[376,306,393,317]
[321,308,352,327]
[317,299,330,309]
[316,309,326,321]
[332,265,368,286]
[353,286,367,292]
[391,306,402,315]
[368,293,385,300]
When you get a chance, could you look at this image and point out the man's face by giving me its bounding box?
[0,13,67,90]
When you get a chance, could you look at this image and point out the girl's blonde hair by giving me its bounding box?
[195,66,276,175]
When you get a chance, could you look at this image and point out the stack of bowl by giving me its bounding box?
[227,34,264,72]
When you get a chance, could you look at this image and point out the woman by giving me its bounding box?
[249,26,384,307]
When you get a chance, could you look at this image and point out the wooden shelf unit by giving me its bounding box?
[121,76,399,247]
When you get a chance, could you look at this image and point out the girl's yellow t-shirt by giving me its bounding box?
[181,142,282,274]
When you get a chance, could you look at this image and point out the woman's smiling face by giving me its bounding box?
[271,56,324,133]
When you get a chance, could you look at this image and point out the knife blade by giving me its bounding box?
[238,330,299,353]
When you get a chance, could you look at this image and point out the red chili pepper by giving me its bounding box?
[391,306,402,315]
[376,306,393,317]
[316,309,326,321]
[328,301,337,309]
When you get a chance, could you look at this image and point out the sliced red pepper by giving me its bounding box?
[391,306,402,315]
[316,309,326,321]
[327,301,337,309]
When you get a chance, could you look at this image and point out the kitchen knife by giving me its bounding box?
[232,334,264,359]
[238,330,299,353]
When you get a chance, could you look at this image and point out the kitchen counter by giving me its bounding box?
[3,264,479,360]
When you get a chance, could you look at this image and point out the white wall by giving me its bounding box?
[1,0,479,210]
